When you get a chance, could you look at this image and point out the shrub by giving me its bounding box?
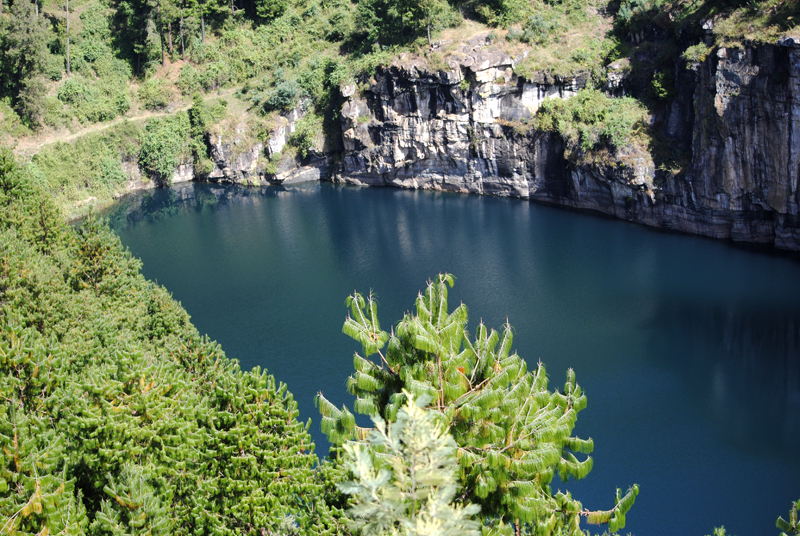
[138,78,171,110]
[264,79,302,112]
[536,89,648,153]
[506,26,523,42]
[58,77,93,106]
[200,61,233,91]
[289,112,323,158]
[683,43,712,64]
[649,71,675,101]
[138,115,190,185]
[178,65,202,95]
[521,10,565,44]
[44,54,65,81]
[56,75,127,124]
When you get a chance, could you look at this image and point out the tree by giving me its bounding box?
[255,0,287,21]
[138,114,190,185]
[0,327,88,536]
[338,391,482,536]
[66,0,70,75]
[0,0,51,104]
[355,0,451,45]
[417,0,449,46]
[317,274,638,535]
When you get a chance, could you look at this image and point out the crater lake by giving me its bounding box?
[104,181,800,536]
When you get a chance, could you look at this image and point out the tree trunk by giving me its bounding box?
[201,13,205,43]
[180,8,185,61]
[427,13,431,46]
[66,0,70,76]
[35,0,38,16]
[158,5,166,67]
[168,22,173,54]
[230,0,234,15]
[1,0,3,16]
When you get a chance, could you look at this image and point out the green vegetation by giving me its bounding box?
[0,0,795,203]
[0,0,799,529]
[338,392,482,536]
[778,499,800,536]
[317,274,639,535]
[138,113,190,184]
[535,89,649,156]
[28,121,142,217]
[0,147,338,535]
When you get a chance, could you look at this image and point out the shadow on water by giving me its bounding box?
[106,182,324,230]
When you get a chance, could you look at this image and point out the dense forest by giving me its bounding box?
[1,0,800,532]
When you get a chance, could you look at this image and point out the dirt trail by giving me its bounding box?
[12,87,238,158]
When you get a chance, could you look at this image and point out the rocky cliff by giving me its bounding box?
[200,36,800,251]
[326,37,800,251]
[204,102,333,186]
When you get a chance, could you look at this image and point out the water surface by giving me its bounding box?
[105,182,800,536]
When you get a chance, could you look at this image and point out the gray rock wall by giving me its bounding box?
[333,41,800,251]
[187,39,800,251]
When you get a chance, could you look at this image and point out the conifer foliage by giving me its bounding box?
[0,147,333,536]
[338,391,481,536]
[317,274,638,535]
[778,499,800,536]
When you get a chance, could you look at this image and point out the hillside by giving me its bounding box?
[1,0,798,219]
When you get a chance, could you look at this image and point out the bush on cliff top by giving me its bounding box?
[535,88,649,155]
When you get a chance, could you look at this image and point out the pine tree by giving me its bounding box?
[338,391,481,536]
[90,463,171,535]
[0,150,339,536]
[317,274,638,535]
[0,325,88,535]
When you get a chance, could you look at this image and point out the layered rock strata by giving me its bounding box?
[198,38,800,251]
[331,40,800,251]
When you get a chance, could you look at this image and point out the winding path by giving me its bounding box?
[12,87,237,158]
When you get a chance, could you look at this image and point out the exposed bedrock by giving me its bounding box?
[330,40,800,251]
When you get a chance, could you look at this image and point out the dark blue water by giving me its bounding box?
[105,182,800,536]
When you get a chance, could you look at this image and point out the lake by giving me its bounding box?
[105,181,800,536]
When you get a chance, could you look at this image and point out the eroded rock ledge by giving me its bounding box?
[205,38,800,251]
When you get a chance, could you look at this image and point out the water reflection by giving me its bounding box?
[104,182,800,536]
[651,302,800,458]
[107,182,323,229]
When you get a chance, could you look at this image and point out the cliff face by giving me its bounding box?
[204,104,332,186]
[330,39,800,251]
[198,37,800,250]
[686,41,800,249]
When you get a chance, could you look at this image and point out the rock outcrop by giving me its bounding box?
[331,39,800,251]
[193,37,800,251]
[684,42,800,249]
[204,102,331,186]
